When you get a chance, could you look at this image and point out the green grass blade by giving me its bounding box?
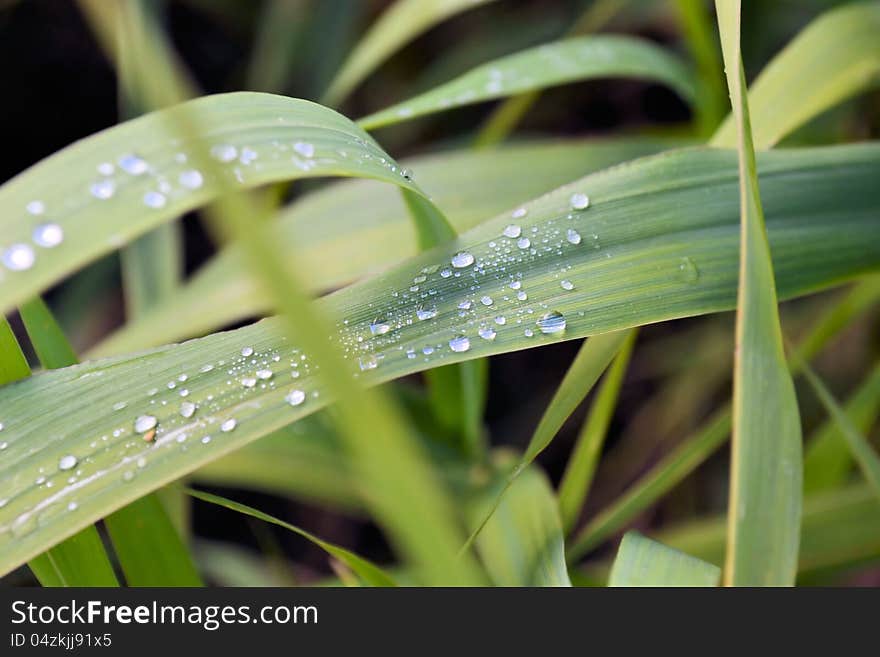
[0,319,30,383]
[245,0,307,93]
[19,297,198,587]
[797,359,880,500]
[94,137,678,355]
[558,329,636,533]
[804,361,880,493]
[1,143,879,576]
[467,459,571,586]
[716,0,802,586]
[358,35,695,130]
[400,187,457,249]
[567,408,731,561]
[711,2,880,149]
[15,300,120,587]
[322,0,500,106]
[18,298,79,370]
[0,92,428,317]
[608,531,721,587]
[188,489,396,587]
[102,494,201,586]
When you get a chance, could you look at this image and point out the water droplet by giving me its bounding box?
[294,141,315,158]
[370,319,391,335]
[201,436,212,445]
[241,377,257,388]
[134,415,157,433]
[136,457,147,468]
[560,279,574,291]
[180,401,196,418]
[503,224,522,238]
[678,256,699,283]
[524,328,534,337]
[359,355,379,371]
[449,335,471,353]
[58,454,77,471]
[0,422,4,431]
[570,193,590,210]
[239,147,258,164]
[512,206,527,219]
[440,268,453,278]
[451,251,475,268]
[478,326,496,341]
[517,237,531,249]
[256,369,273,380]
[516,290,528,301]
[509,281,521,290]
[119,154,148,175]
[67,502,78,512]
[286,389,306,406]
[566,229,582,245]
[494,315,507,325]
[480,295,494,306]
[97,162,114,176]
[211,143,238,162]
[2,244,35,271]
[32,223,64,248]
[26,200,45,215]
[179,169,204,189]
[416,305,438,320]
[458,300,473,310]
[422,346,435,355]
[536,310,566,334]
[241,346,254,357]
[90,179,115,200]
[143,191,166,209]
[220,418,237,432]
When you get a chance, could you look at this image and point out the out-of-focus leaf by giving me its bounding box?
[608,531,720,587]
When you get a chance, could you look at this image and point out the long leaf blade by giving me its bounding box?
[608,531,720,587]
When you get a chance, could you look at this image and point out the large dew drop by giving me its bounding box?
[134,415,158,433]
[32,223,64,248]
[536,311,567,335]
[449,335,471,353]
[179,170,204,190]
[2,244,35,271]
[570,193,590,210]
[503,224,522,238]
[286,389,306,407]
[220,418,237,433]
[119,154,149,175]
[58,454,78,471]
[180,401,196,418]
[566,229,582,245]
[451,251,475,268]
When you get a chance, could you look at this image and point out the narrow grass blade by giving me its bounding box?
[0,318,30,383]
[711,1,880,149]
[797,358,880,499]
[804,361,880,493]
[322,0,500,106]
[674,0,726,137]
[19,296,199,586]
[608,531,720,587]
[567,408,731,561]
[1,143,879,575]
[467,459,571,586]
[188,489,396,587]
[558,329,636,533]
[15,301,119,587]
[716,0,802,586]
[245,0,308,93]
[358,35,695,130]
[95,137,678,354]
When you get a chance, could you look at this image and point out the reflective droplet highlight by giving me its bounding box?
[536,311,566,334]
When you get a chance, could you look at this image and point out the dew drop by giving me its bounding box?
[359,355,379,371]
[201,436,212,445]
[97,162,114,176]
[503,224,522,238]
[143,191,166,209]
[517,237,531,250]
[524,328,534,337]
[134,415,157,433]
[67,502,78,512]
[58,454,77,471]
[179,169,204,189]
[241,377,257,388]
[512,206,528,219]
[678,256,700,283]
[26,200,45,215]
[449,335,471,353]
[220,418,237,432]
[566,229,582,245]
[440,268,453,278]
[509,281,521,290]
[422,346,435,356]
[241,346,254,357]
[119,154,148,175]
[478,326,497,341]
[480,295,494,306]
[294,141,315,158]
[239,147,258,165]
[516,290,528,301]
[370,319,391,335]
[451,251,475,268]
[494,315,507,325]
[537,310,566,335]
[32,223,64,248]
[560,279,574,291]
[180,401,196,418]
[458,300,473,310]
[416,306,438,321]
[90,179,115,200]
[2,244,35,271]
[256,369,273,380]
[570,193,590,210]
[286,389,306,406]
[211,143,238,162]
